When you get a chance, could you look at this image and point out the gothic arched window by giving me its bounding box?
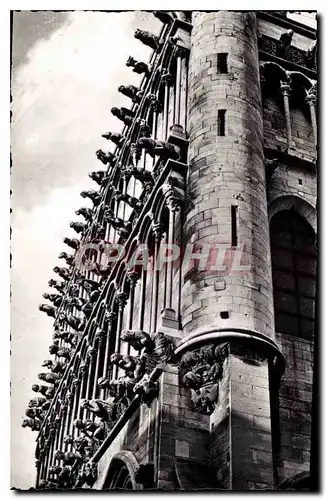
[270,209,316,339]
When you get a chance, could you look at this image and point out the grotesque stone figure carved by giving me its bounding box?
[62,312,85,332]
[42,292,62,307]
[95,149,116,166]
[63,237,80,250]
[75,207,93,222]
[28,396,47,408]
[103,208,132,236]
[179,343,229,415]
[134,29,160,51]
[80,398,116,424]
[38,372,61,384]
[77,462,98,487]
[118,84,142,103]
[49,344,72,360]
[73,418,105,442]
[48,278,66,292]
[88,169,107,187]
[101,131,125,147]
[75,275,100,294]
[25,407,44,420]
[305,39,317,68]
[278,29,294,56]
[121,330,175,364]
[58,251,75,265]
[39,304,56,318]
[49,465,72,487]
[42,359,66,374]
[112,188,143,211]
[66,296,86,311]
[137,137,181,161]
[53,329,77,346]
[22,417,41,431]
[80,190,102,207]
[32,384,55,399]
[54,450,82,466]
[53,266,71,281]
[70,221,86,234]
[126,56,150,76]
[153,11,174,23]
[133,374,159,406]
[111,106,135,127]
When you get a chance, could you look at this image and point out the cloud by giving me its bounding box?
[11,11,160,488]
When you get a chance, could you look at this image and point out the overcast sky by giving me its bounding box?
[11,10,159,489]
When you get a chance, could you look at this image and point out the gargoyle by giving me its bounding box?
[63,237,80,250]
[110,353,137,376]
[95,149,116,166]
[137,137,180,161]
[32,384,55,399]
[121,330,175,364]
[25,407,43,420]
[103,208,132,235]
[38,372,61,384]
[80,397,116,423]
[124,165,154,186]
[22,417,41,431]
[38,479,59,490]
[121,330,154,353]
[65,313,85,331]
[278,29,294,57]
[42,293,62,307]
[80,190,102,207]
[112,189,143,211]
[70,221,86,234]
[111,106,135,127]
[305,39,317,68]
[53,330,77,346]
[77,462,98,487]
[38,304,56,318]
[28,396,47,408]
[190,384,219,415]
[101,131,124,147]
[134,29,160,51]
[75,207,93,222]
[81,301,93,319]
[53,266,71,281]
[49,344,72,360]
[58,251,75,265]
[48,278,66,292]
[89,169,107,186]
[49,465,72,485]
[153,11,174,23]
[126,56,150,76]
[133,374,159,406]
[54,450,82,466]
[75,275,100,293]
[73,418,105,441]
[42,359,66,373]
[118,84,141,103]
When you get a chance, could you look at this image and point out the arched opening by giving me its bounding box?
[102,452,142,491]
[270,208,316,340]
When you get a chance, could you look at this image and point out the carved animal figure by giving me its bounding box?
[49,344,71,360]
[73,418,105,441]
[42,293,62,307]
[38,372,61,384]
[111,106,135,126]
[53,266,71,281]
[89,169,107,185]
[63,237,80,250]
[80,190,102,206]
[42,359,66,373]
[101,131,124,146]
[70,221,86,234]
[118,84,141,103]
[126,56,150,76]
[58,251,75,265]
[48,278,66,292]
[137,137,180,160]
[28,396,47,408]
[22,417,41,431]
[54,450,82,466]
[39,304,56,318]
[75,207,93,222]
[32,384,55,399]
[134,29,160,51]
[80,398,116,422]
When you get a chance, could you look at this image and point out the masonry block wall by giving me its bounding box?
[184,11,275,338]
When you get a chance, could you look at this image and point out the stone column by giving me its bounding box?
[161,72,172,140]
[305,86,317,148]
[150,220,165,333]
[280,80,293,149]
[180,11,284,490]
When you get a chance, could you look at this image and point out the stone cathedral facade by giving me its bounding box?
[22,11,317,491]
